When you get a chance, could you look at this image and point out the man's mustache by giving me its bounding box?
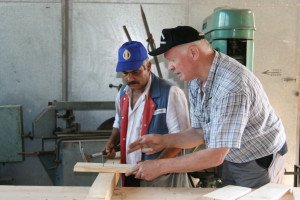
[128,81,139,85]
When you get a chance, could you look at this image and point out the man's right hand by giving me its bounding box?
[127,134,166,155]
[103,142,116,159]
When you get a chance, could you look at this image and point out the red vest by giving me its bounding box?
[120,92,156,164]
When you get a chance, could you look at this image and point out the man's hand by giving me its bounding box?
[103,142,116,159]
[127,134,166,155]
[125,160,163,181]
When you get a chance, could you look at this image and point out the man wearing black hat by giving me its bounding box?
[126,26,287,188]
[104,41,191,187]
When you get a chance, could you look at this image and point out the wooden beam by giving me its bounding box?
[238,183,292,200]
[202,185,252,200]
[74,162,134,173]
[1,185,299,200]
[0,185,89,200]
[281,187,300,200]
[75,157,124,200]
[112,187,215,200]
[85,172,120,200]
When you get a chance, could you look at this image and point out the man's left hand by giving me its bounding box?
[125,160,162,181]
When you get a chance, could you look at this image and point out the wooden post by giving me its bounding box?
[85,172,120,200]
[75,156,125,200]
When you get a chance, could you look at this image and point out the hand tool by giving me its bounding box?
[80,147,107,163]
[79,142,120,163]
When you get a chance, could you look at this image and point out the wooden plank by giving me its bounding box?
[281,187,300,200]
[0,185,297,200]
[112,187,216,200]
[0,185,89,200]
[201,185,252,200]
[85,172,120,200]
[79,158,122,200]
[238,183,292,200]
[74,162,134,173]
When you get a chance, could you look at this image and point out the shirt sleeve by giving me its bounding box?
[166,86,191,134]
[112,91,121,129]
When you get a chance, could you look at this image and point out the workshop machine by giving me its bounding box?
[0,6,160,187]
[27,100,117,186]
[202,7,255,72]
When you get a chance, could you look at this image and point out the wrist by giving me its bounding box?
[157,158,170,175]
[163,134,174,149]
[161,134,168,148]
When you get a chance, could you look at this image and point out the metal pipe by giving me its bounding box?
[123,25,132,41]
[41,131,111,151]
[62,0,71,101]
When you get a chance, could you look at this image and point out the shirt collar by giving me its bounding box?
[202,50,220,93]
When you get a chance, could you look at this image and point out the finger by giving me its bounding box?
[134,170,143,179]
[127,144,142,154]
[128,136,151,154]
[128,138,143,148]
[141,147,155,154]
[104,149,115,158]
[140,173,145,180]
[104,146,110,153]
[125,164,140,176]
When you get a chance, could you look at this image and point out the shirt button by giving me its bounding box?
[123,138,125,140]
[122,117,124,119]
[123,97,126,100]
[144,124,147,127]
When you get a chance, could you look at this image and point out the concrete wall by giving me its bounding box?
[0,0,299,185]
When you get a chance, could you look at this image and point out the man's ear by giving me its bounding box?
[147,62,152,71]
[188,46,199,60]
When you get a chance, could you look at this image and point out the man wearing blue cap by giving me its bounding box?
[126,26,287,188]
[104,41,191,187]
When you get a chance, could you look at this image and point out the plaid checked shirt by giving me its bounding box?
[189,51,286,163]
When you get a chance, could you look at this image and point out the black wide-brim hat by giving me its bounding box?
[149,26,204,56]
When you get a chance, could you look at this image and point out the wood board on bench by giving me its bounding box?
[202,183,292,200]
[74,160,295,200]
[238,183,292,200]
[74,162,134,173]
[201,185,252,200]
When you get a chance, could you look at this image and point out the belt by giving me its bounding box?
[256,141,287,169]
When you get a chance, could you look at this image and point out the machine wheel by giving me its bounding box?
[97,117,115,130]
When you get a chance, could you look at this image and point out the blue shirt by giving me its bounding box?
[189,51,286,163]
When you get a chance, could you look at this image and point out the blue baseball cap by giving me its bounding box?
[116,41,149,72]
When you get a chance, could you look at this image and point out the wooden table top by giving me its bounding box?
[0,185,298,200]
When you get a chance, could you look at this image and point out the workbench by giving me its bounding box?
[2,156,297,200]
[0,185,215,200]
[0,185,298,200]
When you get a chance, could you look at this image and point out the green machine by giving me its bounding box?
[202,7,255,71]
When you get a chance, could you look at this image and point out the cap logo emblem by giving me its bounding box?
[160,33,166,44]
[123,49,131,60]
